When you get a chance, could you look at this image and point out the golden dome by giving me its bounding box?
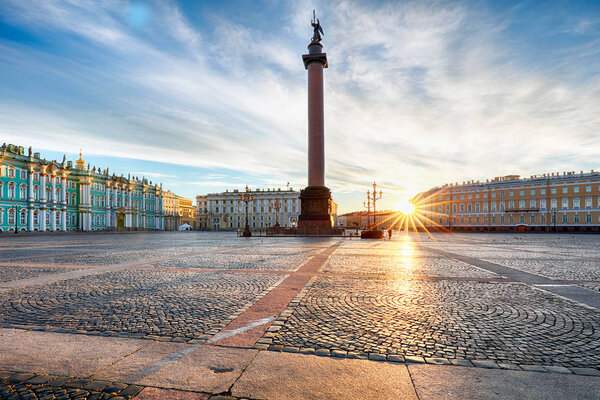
[76,150,85,168]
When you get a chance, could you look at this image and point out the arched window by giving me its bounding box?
[33,210,39,225]
[71,193,76,205]
[8,182,15,199]
[8,208,15,225]
[46,187,51,200]
[55,187,60,202]
[20,184,27,200]
[20,209,27,226]
[56,212,60,226]
[46,212,50,227]
[34,185,39,201]
[8,167,15,178]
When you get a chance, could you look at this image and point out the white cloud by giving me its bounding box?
[1,0,599,213]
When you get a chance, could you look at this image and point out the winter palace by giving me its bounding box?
[0,144,164,232]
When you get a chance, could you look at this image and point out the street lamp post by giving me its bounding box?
[367,182,383,228]
[240,186,254,237]
[270,198,282,227]
[363,198,371,228]
[14,205,18,234]
[361,182,383,239]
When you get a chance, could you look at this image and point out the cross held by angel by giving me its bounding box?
[311,9,324,43]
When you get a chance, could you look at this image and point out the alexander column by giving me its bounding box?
[298,10,333,231]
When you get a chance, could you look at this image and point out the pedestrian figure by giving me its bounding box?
[387,228,392,239]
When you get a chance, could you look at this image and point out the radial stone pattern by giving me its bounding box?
[1,232,600,376]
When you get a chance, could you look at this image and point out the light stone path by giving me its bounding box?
[0,231,599,399]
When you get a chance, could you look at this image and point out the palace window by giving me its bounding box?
[530,214,535,224]
[499,191,505,197]
[56,212,60,225]
[19,185,26,200]
[562,198,569,209]
[562,214,568,223]
[34,172,39,181]
[8,168,15,178]
[585,196,592,208]
[491,192,496,198]
[530,189,535,195]
[562,187,568,194]
[574,186,580,194]
[20,209,27,225]
[518,200,525,208]
[519,190,524,196]
[541,215,546,224]
[8,209,15,225]
[573,197,580,209]
[34,185,39,201]
[551,188,557,194]
[508,200,515,209]
[483,193,488,199]
[509,191,514,197]
[475,203,480,212]
[551,198,557,209]
[20,170,27,179]
[509,216,514,224]
[491,202,496,211]
[492,216,496,224]
[8,183,15,199]
[519,215,524,224]
[586,185,592,193]
[33,211,38,225]
[467,194,472,200]
[467,203,472,212]
[540,199,546,209]
[574,214,580,224]
[529,199,536,208]
[586,214,592,223]
[540,188,546,195]
[499,201,506,211]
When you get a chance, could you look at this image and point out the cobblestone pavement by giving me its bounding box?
[0,370,143,399]
[1,231,600,387]
[0,270,282,340]
[0,266,83,283]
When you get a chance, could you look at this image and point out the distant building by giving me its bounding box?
[0,144,164,232]
[163,190,197,230]
[413,171,600,232]
[196,186,301,230]
[338,210,397,230]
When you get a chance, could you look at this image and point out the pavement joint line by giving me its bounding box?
[206,317,276,344]
[421,245,600,310]
[0,243,257,291]
[90,340,153,379]
[122,344,203,383]
[205,241,343,348]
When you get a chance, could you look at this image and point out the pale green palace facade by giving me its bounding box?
[0,144,164,232]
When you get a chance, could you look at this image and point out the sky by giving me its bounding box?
[1,0,600,213]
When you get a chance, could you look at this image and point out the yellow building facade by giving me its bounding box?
[163,190,197,230]
[413,171,600,232]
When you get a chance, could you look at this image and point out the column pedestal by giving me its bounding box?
[298,186,332,231]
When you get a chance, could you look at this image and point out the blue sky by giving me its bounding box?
[1,1,600,213]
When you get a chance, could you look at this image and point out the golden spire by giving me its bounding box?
[76,149,85,168]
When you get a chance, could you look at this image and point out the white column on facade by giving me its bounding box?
[106,184,111,228]
[61,176,67,206]
[50,174,56,203]
[60,175,67,231]
[50,173,57,231]
[27,169,34,231]
[142,191,146,228]
[39,172,47,230]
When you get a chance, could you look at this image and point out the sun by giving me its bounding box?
[396,200,415,215]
